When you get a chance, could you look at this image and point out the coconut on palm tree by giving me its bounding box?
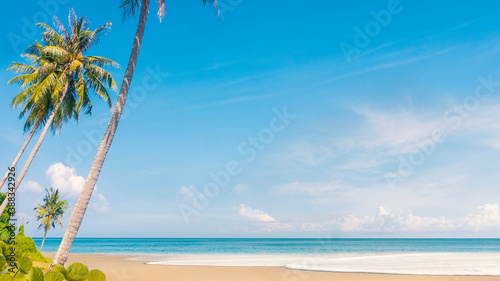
[34,188,70,251]
[51,0,219,267]
[0,10,119,216]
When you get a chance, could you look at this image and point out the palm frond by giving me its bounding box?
[158,0,165,22]
[7,62,36,74]
[84,56,119,68]
[84,64,118,90]
[37,23,66,48]
[79,22,112,53]
[42,46,69,59]
[52,16,70,41]
[120,0,141,21]
[202,0,220,16]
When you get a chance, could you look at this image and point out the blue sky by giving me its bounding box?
[2,0,500,238]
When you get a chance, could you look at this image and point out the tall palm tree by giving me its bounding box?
[0,49,82,192]
[34,188,70,251]
[0,10,118,216]
[51,0,219,267]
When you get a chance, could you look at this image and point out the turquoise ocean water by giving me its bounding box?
[33,238,500,254]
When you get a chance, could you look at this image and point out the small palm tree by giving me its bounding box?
[0,10,118,215]
[34,188,70,251]
[51,0,219,267]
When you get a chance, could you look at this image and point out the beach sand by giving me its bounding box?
[46,253,500,281]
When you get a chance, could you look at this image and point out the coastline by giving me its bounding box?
[45,253,500,281]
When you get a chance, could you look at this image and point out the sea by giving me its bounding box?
[33,238,500,275]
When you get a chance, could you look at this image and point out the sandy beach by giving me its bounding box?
[45,253,500,281]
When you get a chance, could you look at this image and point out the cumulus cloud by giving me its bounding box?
[458,203,500,230]
[44,163,111,212]
[332,206,452,232]
[301,204,500,233]
[20,180,43,193]
[91,193,111,212]
[46,163,85,197]
[235,204,292,233]
[237,204,276,222]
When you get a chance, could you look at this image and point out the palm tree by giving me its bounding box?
[0,10,118,216]
[0,50,81,192]
[51,0,219,267]
[34,188,70,251]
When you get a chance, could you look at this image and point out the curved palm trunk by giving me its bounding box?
[0,123,40,191]
[0,85,69,216]
[40,228,48,251]
[51,0,150,267]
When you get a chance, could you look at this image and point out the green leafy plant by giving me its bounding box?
[15,230,50,263]
[0,194,14,241]
[0,254,105,281]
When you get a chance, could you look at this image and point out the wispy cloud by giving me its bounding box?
[20,180,43,193]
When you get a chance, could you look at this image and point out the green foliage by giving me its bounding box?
[14,236,50,263]
[7,9,119,134]
[17,227,24,238]
[0,226,50,264]
[87,270,105,281]
[66,263,88,281]
[0,194,13,241]
[0,254,105,281]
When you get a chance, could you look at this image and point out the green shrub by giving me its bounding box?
[15,235,51,263]
[0,254,105,281]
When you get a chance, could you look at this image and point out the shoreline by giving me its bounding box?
[44,253,500,280]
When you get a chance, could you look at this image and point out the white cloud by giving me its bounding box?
[332,206,452,232]
[301,204,500,233]
[46,163,85,197]
[236,204,276,222]
[233,183,251,195]
[480,139,500,150]
[458,203,500,230]
[20,180,43,193]
[235,204,292,233]
[348,107,447,155]
[177,185,196,202]
[257,222,291,233]
[91,193,111,212]
[273,181,350,196]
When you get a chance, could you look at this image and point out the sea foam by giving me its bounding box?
[146,252,500,275]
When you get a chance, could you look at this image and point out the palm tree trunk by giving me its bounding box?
[51,0,150,267]
[0,122,40,191]
[0,84,69,216]
[40,228,48,251]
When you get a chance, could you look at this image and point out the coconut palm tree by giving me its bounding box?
[0,49,83,192]
[51,0,219,267]
[0,10,118,216]
[34,188,70,251]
